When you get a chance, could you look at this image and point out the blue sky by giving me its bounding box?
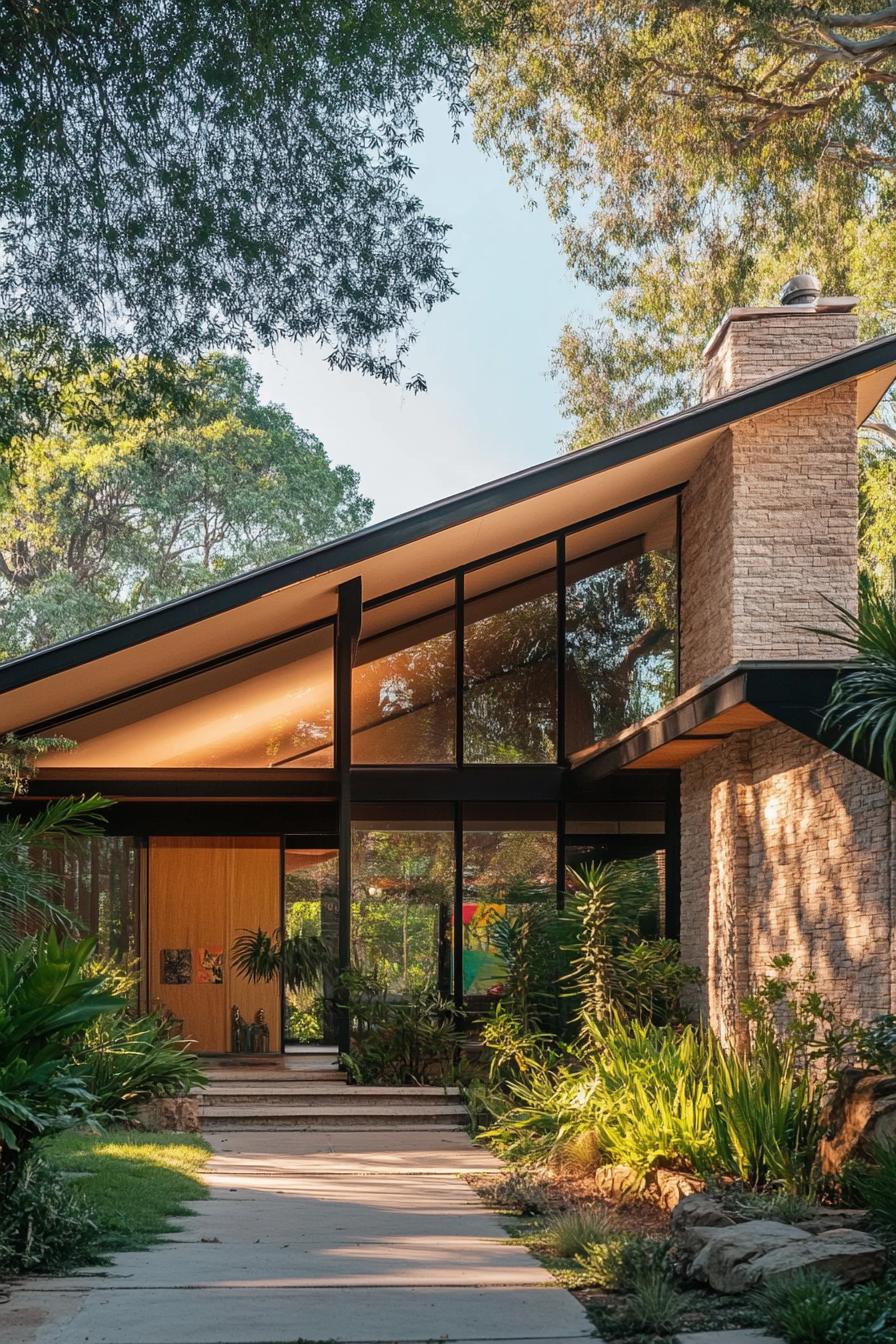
[249,102,587,523]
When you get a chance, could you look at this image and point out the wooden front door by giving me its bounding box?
[148,836,282,1053]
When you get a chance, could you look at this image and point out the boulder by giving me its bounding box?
[751,1229,886,1288]
[819,1068,896,1174]
[654,1168,705,1212]
[687,1219,885,1294]
[671,1192,740,1254]
[593,1163,640,1202]
[132,1094,200,1133]
[690,1220,808,1293]
[793,1208,868,1235]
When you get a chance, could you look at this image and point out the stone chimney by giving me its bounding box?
[678,279,861,689]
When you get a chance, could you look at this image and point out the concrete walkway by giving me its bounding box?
[3,1130,597,1344]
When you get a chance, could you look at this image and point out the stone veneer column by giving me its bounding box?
[679,309,859,688]
[676,303,896,1038]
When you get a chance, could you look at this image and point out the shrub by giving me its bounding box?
[341,984,462,1085]
[857,1013,896,1073]
[542,1207,615,1259]
[580,1233,669,1292]
[483,1169,554,1216]
[0,1154,98,1274]
[755,1269,847,1344]
[615,1268,685,1336]
[728,1190,816,1225]
[79,1010,206,1117]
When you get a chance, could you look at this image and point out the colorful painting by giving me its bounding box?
[161,948,192,984]
[196,946,224,984]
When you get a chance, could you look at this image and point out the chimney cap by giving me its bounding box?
[780,273,821,306]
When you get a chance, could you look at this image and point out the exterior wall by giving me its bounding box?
[680,310,859,688]
[681,723,895,1040]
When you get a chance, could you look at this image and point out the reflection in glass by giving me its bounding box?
[351,819,453,996]
[39,624,335,769]
[464,548,557,763]
[352,585,455,764]
[566,539,677,755]
[462,819,555,1005]
[284,848,339,1043]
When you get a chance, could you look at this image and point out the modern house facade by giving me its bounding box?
[3,288,895,1052]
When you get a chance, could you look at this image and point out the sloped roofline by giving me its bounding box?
[3,330,896,697]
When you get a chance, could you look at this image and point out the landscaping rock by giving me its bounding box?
[133,1095,200,1133]
[593,1162,640,1202]
[687,1219,886,1294]
[655,1168,705,1212]
[671,1193,740,1254]
[819,1068,896,1174]
[793,1208,868,1235]
[748,1229,886,1287]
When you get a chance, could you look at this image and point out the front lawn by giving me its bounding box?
[41,1128,211,1255]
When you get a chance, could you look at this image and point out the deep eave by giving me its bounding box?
[1,330,896,735]
[569,661,884,781]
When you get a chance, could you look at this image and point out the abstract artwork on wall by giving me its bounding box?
[161,948,192,984]
[197,946,224,984]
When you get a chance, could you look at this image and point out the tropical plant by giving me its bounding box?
[0,932,122,1167]
[340,983,462,1086]
[0,793,111,951]
[562,860,699,1029]
[858,1013,896,1074]
[0,1154,98,1274]
[232,927,332,994]
[79,1011,206,1119]
[486,898,566,1032]
[818,574,896,786]
[479,1004,559,1086]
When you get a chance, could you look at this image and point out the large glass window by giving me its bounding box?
[462,806,556,1006]
[565,511,677,755]
[39,624,335,769]
[351,807,454,996]
[352,584,455,764]
[31,834,143,968]
[464,545,557,763]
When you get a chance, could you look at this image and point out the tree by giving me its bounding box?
[0,352,372,655]
[471,1,896,443]
[0,1,517,409]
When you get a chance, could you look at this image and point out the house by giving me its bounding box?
[3,283,895,1052]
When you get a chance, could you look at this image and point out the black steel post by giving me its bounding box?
[336,578,362,1058]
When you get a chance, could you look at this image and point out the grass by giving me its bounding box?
[40,1128,211,1254]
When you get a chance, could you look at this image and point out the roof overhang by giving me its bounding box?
[569,661,883,781]
[2,332,896,735]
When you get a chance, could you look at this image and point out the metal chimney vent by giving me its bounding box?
[780,273,821,306]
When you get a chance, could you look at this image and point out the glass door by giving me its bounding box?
[283,847,339,1045]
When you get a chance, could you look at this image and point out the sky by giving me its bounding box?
[249,103,588,524]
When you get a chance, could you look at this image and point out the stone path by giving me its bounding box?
[3,1129,596,1344]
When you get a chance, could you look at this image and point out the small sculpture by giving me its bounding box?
[231,1004,252,1053]
[250,1008,270,1054]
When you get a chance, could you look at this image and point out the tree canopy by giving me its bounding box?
[0,353,372,656]
[0,1,511,406]
[471,1,896,442]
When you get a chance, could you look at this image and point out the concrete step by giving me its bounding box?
[199,1084,460,1107]
[200,1103,468,1131]
[200,1069,342,1084]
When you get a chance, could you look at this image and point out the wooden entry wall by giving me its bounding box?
[148,837,282,1053]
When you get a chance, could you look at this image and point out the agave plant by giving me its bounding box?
[231,927,331,993]
[819,575,896,787]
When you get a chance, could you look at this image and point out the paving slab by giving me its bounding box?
[3,1129,595,1344]
[677,1332,785,1344]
